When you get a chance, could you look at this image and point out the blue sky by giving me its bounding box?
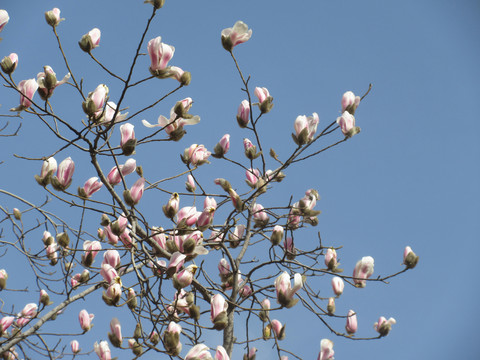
[0,0,479,359]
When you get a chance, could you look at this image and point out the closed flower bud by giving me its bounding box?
[212,134,230,158]
[45,8,63,27]
[1,53,18,75]
[120,123,136,156]
[163,192,180,218]
[186,174,196,192]
[341,91,361,115]
[214,178,232,192]
[39,289,53,306]
[0,10,9,33]
[56,232,70,248]
[149,330,160,345]
[337,111,360,138]
[345,310,358,334]
[79,28,101,52]
[255,87,273,113]
[51,157,75,191]
[129,339,143,356]
[237,100,250,128]
[327,297,335,315]
[126,288,137,309]
[144,0,165,9]
[270,225,284,245]
[374,316,396,337]
[12,208,21,220]
[70,340,80,354]
[0,269,8,290]
[403,246,419,269]
[331,276,344,296]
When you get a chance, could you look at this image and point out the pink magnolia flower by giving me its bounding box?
[0,10,9,32]
[107,158,136,186]
[102,101,128,124]
[211,294,228,328]
[52,157,74,190]
[331,276,344,296]
[215,346,230,360]
[109,317,122,346]
[173,264,197,289]
[237,99,250,127]
[20,303,37,318]
[151,227,167,250]
[164,321,182,355]
[124,177,145,206]
[374,316,396,336]
[177,206,200,227]
[80,177,103,198]
[252,203,269,228]
[185,344,213,360]
[218,258,231,278]
[186,174,196,192]
[36,66,70,100]
[221,21,252,51]
[163,193,180,218]
[345,309,358,334]
[120,123,135,148]
[245,348,257,360]
[94,341,111,360]
[336,111,359,138]
[270,225,284,245]
[327,297,336,315]
[324,248,337,270]
[1,53,18,75]
[103,225,119,245]
[79,28,101,52]
[71,340,80,354]
[46,243,58,264]
[317,339,334,360]
[245,168,260,188]
[36,157,57,185]
[165,65,191,85]
[103,249,121,268]
[182,144,211,166]
[213,134,230,157]
[39,289,52,306]
[341,91,360,114]
[100,264,119,284]
[167,252,186,274]
[293,112,319,145]
[0,316,14,333]
[259,298,271,322]
[352,256,374,288]
[11,79,38,112]
[45,8,64,27]
[103,282,122,305]
[82,240,102,267]
[270,319,285,340]
[82,84,108,119]
[148,36,175,72]
[275,272,303,308]
[283,237,296,259]
[143,98,200,140]
[78,309,94,332]
[254,87,270,103]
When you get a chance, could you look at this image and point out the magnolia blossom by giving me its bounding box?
[331,276,344,296]
[102,101,128,124]
[197,206,215,230]
[124,177,145,206]
[374,316,396,336]
[148,36,175,72]
[403,246,419,269]
[275,272,303,308]
[35,157,57,186]
[270,225,284,245]
[270,319,286,340]
[78,309,94,332]
[215,346,230,360]
[352,256,374,288]
[103,281,122,305]
[341,91,360,114]
[0,10,9,32]
[82,240,102,267]
[120,123,136,155]
[211,294,228,330]
[107,158,136,185]
[20,303,37,318]
[336,111,359,138]
[221,20,252,51]
[245,348,257,360]
[177,206,200,228]
[345,310,358,334]
[284,237,296,260]
[102,249,121,268]
[252,203,269,227]
[293,112,319,145]
[79,177,103,198]
[245,168,260,188]
[101,264,119,284]
[79,28,101,52]
[82,84,108,119]
[108,317,122,347]
[237,99,250,127]
[164,321,182,356]
[254,87,270,103]
[167,252,186,275]
[45,8,64,27]
[71,340,80,354]
[94,341,111,360]
[1,53,18,75]
[186,174,196,192]
[317,339,334,360]
[182,144,211,166]
[173,264,197,289]
[213,134,230,157]
[11,79,38,112]
[36,66,70,100]
[0,316,13,333]
[324,248,338,270]
[185,344,213,360]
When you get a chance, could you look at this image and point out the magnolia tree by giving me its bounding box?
[0,2,418,360]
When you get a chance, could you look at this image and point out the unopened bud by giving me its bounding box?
[327,297,335,315]
[100,214,110,226]
[133,323,142,340]
[189,304,200,321]
[56,232,70,248]
[13,208,21,220]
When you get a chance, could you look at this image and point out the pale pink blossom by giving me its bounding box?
[218,258,231,278]
[104,282,122,305]
[345,310,357,334]
[185,344,213,360]
[177,206,200,227]
[20,303,37,318]
[336,111,359,138]
[100,264,119,284]
[94,341,111,360]
[283,237,296,259]
[80,177,103,198]
[107,158,137,186]
[374,316,396,336]
[324,248,337,270]
[52,157,74,190]
[45,8,64,27]
[331,276,344,296]
[82,240,102,267]
[164,321,182,355]
[151,227,167,250]
[245,168,260,188]
[186,174,196,192]
[38,157,57,183]
[103,225,119,245]
[270,225,284,245]
[0,10,9,32]
[341,91,360,114]
[167,252,186,274]
[0,316,14,333]
[221,21,252,51]
[293,113,319,145]
[71,340,80,354]
[352,256,374,288]
[275,272,303,308]
[102,101,128,124]
[11,79,38,111]
[245,348,257,360]
[0,270,7,290]
[237,100,250,127]
[183,144,211,166]
[148,36,175,72]
[254,87,270,103]
[215,346,230,360]
[103,249,121,268]
[252,203,269,227]
[37,66,70,99]
[271,319,285,340]
[317,339,334,360]
[197,206,215,230]
[213,134,230,157]
[211,293,228,324]
[163,192,180,218]
[78,309,94,331]
[109,317,122,345]
[79,28,101,52]
[1,53,18,74]
[125,177,145,205]
[120,123,135,147]
[173,264,197,289]
[82,84,108,119]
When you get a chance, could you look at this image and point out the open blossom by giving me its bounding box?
[345,310,358,334]
[185,344,213,360]
[143,98,200,141]
[341,91,360,114]
[317,339,334,360]
[293,113,319,145]
[331,276,344,296]
[148,36,175,73]
[0,10,9,32]
[211,294,228,330]
[11,79,38,112]
[37,66,70,100]
[79,28,101,52]
[374,316,396,336]
[78,309,94,332]
[182,144,211,166]
[94,341,111,360]
[51,157,75,191]
[352,256,374,288]
[221,20,252,51]
[79,177,103,198]
[237,99,250,127]
[275,272,303,308]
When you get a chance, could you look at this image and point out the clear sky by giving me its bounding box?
[0,0,479,359]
